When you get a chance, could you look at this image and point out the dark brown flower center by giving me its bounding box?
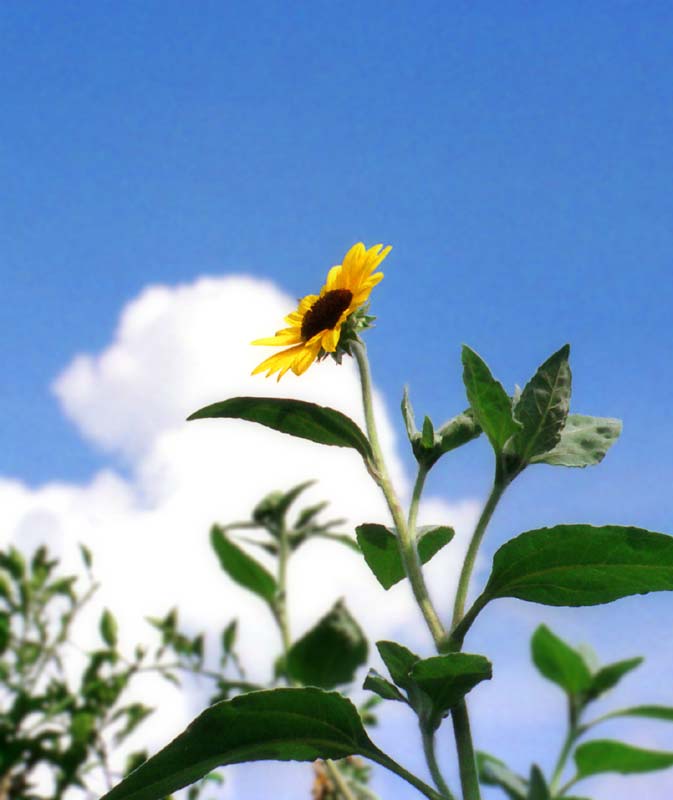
[301,289,353,341]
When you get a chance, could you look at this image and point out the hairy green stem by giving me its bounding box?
[373,752,445,800]
[451,481,505,628]
[451,702,481,800]
[352,341,447,649]
[447,480,507,800]
[408,465,428,540]
[421,730,455,800]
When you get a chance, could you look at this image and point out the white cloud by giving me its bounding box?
[1,274,481,798]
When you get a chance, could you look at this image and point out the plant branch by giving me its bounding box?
[451,481,505,628]
[421,729,456,800]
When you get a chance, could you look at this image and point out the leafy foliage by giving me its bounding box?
[0,544,200,800]
[188,397,374,463]
[356,523,454,590]
[100,689,384,800]
[481,524,673,607]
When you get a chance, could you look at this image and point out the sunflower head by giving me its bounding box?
[251,242,391,380]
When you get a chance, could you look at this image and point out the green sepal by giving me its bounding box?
[356,524,454,590]
[284,600,367,689]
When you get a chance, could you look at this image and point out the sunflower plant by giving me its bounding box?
[101,243,673,800]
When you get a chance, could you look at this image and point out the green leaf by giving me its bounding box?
[531,414,621,468]
[511,345,571,463]
[401,387,419,441]
[600,705,673,723]
[530,625,592,695]
[410,653,492,728]
[363,669,407,703]
[356,524,454,590]
[476,752,527,800]
[435,409,481,454]
[100,609,119,649]
[221,620,237,654]
[421,416,435,449]
[526,765,550,800]
[462,346,520,454]
[0,612,9,655]
[376,641,420,689]
[482,525,673,607]
[285,600,367,689]
[188,397,373,462]
[253,480,315,529]
[100,688,384,800]
[210,526,277,606]
[575,739,673,778]
[586,657,643,702]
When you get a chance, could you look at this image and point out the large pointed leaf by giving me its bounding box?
[284,600,367,689]
[482,525,673,607]
[530,625,592,695]
[410,653,492,728]
[188,397,373,462]
[462,346,519,453]
[574,739,673,778]
[511,345,571,463]
[531,414,621,468]
[586,657,643,702]
[476,752,527,800]
[356,524,454,590]
[210,526,277,606]
[100,689,383,800]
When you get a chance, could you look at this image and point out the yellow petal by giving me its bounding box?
[251,327,302,346]
[251,344,305,378]
[324,264,343,291]
[321,324,341,352]
[291,340,321,375]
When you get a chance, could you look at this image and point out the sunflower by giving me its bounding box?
[252,242,391,380]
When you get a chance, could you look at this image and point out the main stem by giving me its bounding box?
[446,478,507,800]
[352,341,447,650]
[274,522,357,800]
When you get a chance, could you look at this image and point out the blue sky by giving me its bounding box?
[3,2,673,798]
